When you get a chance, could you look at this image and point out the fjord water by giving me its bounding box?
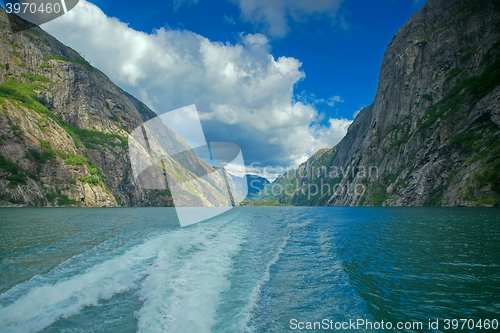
[0,208,499,332]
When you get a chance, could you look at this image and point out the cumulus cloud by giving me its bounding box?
[229,0,344,37]
[42,0,351,171]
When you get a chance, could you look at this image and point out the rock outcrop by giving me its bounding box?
[254,0,500,207]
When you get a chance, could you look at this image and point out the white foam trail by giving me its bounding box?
[136,217,246,333]
[0,234,167,333]
[240,219,312,333]
[240,235,289,333]
[1,209,313,332]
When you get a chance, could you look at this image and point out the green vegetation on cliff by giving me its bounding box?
[0,79,128,150]
[42,55,95,72]
[0,153,27,187]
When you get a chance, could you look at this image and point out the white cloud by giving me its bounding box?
[224,15,236,25]
[230,0,344,37]
[296,92,344,107]
[173,0,200,10]
[42,0,351,169]
[245,164,290,182]
[327,95,343,107]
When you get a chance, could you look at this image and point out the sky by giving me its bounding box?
[2,0,426,180]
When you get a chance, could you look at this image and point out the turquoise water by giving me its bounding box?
[0,207,499,332]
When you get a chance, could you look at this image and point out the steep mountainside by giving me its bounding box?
[246,174,270,196]
[229,174,269,197]
[254,0,500,207]
[0,9,232,207]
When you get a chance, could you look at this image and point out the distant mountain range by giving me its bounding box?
[250,0,500,207]
[228,173,270,198]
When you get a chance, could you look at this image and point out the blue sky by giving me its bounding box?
[85,0,425,121]
[2,0,427,179]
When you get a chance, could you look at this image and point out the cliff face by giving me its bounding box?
[0,9,232,207]
[255,0,500,207]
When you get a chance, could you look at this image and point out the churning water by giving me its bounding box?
[1,207,499,332]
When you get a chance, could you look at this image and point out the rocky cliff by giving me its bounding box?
[254,0,500,207]
[0,9,233,207]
